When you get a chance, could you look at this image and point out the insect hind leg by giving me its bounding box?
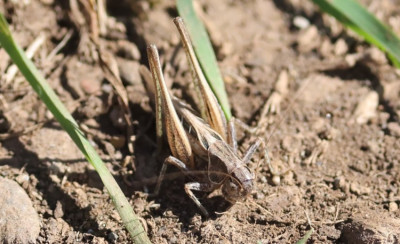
[153,156,189,195]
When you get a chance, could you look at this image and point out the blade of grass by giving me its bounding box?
[176,0,232,120]
[313,0,400,68]
[0,13,151,244]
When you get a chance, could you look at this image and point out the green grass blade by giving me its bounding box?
[176,0,232,119]
[313,0,400,68]
[0,13,151,244]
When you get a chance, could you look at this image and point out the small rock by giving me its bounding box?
[272,175,281,186]
[117,40,141,60]
[293,16,310,29]
[254,192,265,200]
[345,53,363,67]
[102,83,113,93]
[319,38,333,57]
[80,79,101,95]
[352,91,379,124]
[297,25,320,53]
[49,174,61,184]
[15,173,30,185]
[54,201,64,218]
[383,81,400,101]
[66,59,103,98]
[350,182,371,195]
[334,176,346,190]
[260,176,268,184]
[389,202,398,212]
[334,38,348,56]
[367,47,387,65]
[0,177,40,243]
[117,58,141,86]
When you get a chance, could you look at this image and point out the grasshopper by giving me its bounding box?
[143,17,265,216]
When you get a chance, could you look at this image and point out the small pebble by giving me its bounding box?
[255,192,265,200]
[0,177,40,243]
[353,91,379,124]
[15,173,30,184]
[368,47,387,65]
[272,175,281,186]
[117,40,141,60]
[297,25,320,53]
[293,16,310,29]
[389,202,398,212]
[117,58,141,86]
[350,182,371,195]
[260,176,268,184]
[345,53,363,67]
[54,201,64,218]
[334,176,346,190]
[80,79,101,95]
[334,38,348,56]
[319,38,333,57]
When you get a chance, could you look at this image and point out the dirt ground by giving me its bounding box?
[1,0,400,243]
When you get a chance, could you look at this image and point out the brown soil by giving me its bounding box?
[1,0,400,243]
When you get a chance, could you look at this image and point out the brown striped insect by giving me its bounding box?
[142,17,269,216]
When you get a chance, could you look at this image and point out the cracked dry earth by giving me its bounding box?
[1,0,400,243]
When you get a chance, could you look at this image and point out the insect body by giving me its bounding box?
[144,17,261,216]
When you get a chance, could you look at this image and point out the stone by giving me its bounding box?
[0,177,40,243]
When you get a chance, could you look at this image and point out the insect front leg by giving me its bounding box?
[226,117,260,164]
[154,156,214,217]
[184,182,215,217]
[231,118,287,184]
[242,138,262,165]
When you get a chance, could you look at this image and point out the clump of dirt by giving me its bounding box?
[1,0,400,243]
